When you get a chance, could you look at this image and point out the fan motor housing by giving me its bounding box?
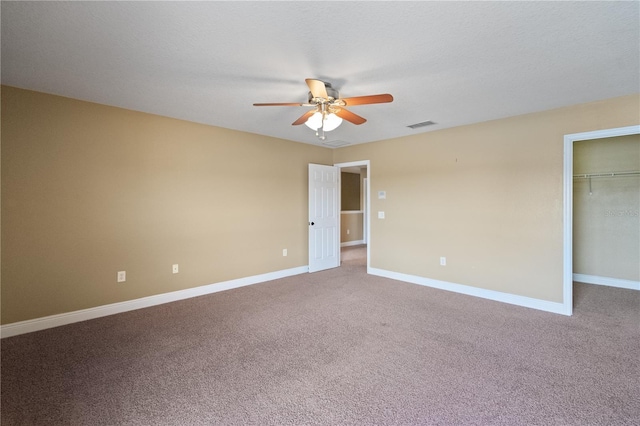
[308,83,339,102]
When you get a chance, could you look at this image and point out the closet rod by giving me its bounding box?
[573,171,640,179]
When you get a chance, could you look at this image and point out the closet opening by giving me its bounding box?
[563,125,640,315]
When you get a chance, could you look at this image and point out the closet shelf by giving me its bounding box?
[573,170,640,179]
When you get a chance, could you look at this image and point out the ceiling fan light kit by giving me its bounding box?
[253,78,393,141]
[304,111,343,132]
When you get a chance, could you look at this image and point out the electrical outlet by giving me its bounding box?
[172,264,179,274]
[440,257,446,266]
[117,271,126,282]
[347,229,350,235]
[378,211,385,219]
[283,249,287,257]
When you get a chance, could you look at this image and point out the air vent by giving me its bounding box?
[407,120,436,129]
[322,140,351,148]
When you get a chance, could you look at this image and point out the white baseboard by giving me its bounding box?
[341,240,365,247]
[1,266,309,338]
[368,267,570,316]
[573,273,640,291]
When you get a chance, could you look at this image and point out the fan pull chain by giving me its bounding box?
[317,104,327,140]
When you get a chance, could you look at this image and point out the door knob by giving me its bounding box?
[309,222,315,226]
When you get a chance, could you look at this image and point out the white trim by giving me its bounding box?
[369,267,570,315]
[563,132,574,316]
[563,125,640,317]
[341,240,365,247]
[363,178,368,244]
[340,210,363,215]
[0,266,308,338]
[334,160,369,169]
[573,274,640,291]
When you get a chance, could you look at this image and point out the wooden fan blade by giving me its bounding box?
[253,102,305,106]
[334,108,367,125]
[339,94,393,106]
[292,110,316,126]
[305,79,328,99]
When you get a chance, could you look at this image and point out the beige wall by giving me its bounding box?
[340,213,364,243]
[340,171,366,243]
[340,171,362,243]
[334,94,640,303]
[573,134,640,281]
[341,172,360,211]
[1,86,332,324]
[2,86,638,324]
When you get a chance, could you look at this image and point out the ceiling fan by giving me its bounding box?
[253,78,393,140]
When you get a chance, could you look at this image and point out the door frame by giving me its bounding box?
[363,177,369,245]
[335,160,371,271]
[563,125,640,316]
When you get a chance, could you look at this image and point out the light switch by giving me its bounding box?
[378,211,385,219]
[378,191,386,199]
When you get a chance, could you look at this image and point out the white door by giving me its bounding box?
[309,164,339,272]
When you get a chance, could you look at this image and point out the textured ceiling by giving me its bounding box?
[2,1,639,147]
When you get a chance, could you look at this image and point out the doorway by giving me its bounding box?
[336,160,370,271]
[563,125,640,315]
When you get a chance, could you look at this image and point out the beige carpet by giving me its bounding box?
[2,250,639,425]
[340,244,366,265]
